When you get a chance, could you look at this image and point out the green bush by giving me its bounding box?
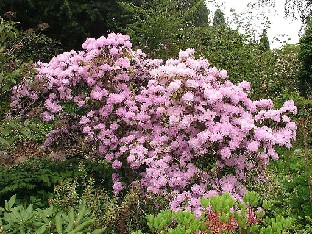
[0,195,105,233]
[0,118,52,151]
[133,192,293,234]
[6,30,63,63]
[0,158,113,208]
[50,162,169,233]
[0,17,18,49]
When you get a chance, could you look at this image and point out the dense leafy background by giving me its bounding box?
[0,0,311,233]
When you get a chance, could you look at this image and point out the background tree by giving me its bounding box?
[259,29,270,51]
[119,0,209,59]
[213,8,226,26]
[257,0,312,21]
[0,0,132,50]
[298,18,312,98]
[179,0,209,27]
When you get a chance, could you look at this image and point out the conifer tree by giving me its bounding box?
[259,29,270,51]
[298,18,312,97]
[213,8,226,26]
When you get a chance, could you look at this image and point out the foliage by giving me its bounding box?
[0,118,52,152]
[10,33,297,213]
[269,45,300,100]
[259,29,270,52]
[0,17,23,119]
[119,0,209,59]
[257,0,311,21]
[0,17,62,120]
[0,195,105,233]
[132,192,293,234]
[50,162,169,233]
[247,144,312,233]
[213,9,226,26]
[6,30,63,63]
[272,149,312,232]
[0,0,133,50]
[298,18,312,98]
[0,158,113,208]
[0,17,18,49]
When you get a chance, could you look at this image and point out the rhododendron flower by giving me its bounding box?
[112,160,122,169]
[113,182,123,195]
[168,80,182,92]
[219,69,228,79]
[182,92,194,102]
[79,116,90,124]
[247,141,260,152]
[41,111,54,122]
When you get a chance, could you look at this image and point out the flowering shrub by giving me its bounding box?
[10,33,297,213]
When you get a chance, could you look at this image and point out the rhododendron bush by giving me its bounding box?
[10,33,297,213]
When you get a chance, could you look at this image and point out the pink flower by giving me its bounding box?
[110,47,119,56]
[219,69,228,79]
[109,93,125,104]
[204,88,223,101]
[79,116,90,124]
[168,80,181,92]
[220,147,231,159]
[247,141,260,152]
[105,153,114,162]
[41,112,54,122]
[116,57,130,68]
[112,160,122,169]
[90,90,103,100]
[182,92,194,102]
[113,182,123,195]
[185,79,199,88]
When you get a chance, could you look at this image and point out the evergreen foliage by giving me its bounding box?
[119,0,209,59]
[0,195,105,233]
[0,0,129,50]
[133,192,293,234]
[0,158,113,208]
[298,18,312,98]
[259,29,270,51]
[213,8,226,26]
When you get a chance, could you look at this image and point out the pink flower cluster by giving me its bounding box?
[11,33,297,211]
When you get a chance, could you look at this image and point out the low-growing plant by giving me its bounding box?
[0,118,52,151]
[0,158,113,208]
[132,192,293,234]
[266,148,312,233]
[0,195,105,233]
[51,162,169,233]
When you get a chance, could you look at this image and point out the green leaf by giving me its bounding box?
[65,208,75,232]
[0,136,10,146]
[35,225,47,234]
[1,128,11,136]
[200,197,210,208]
[90,228,106,234]
[70,219,94,233]
[5,195,16,211]
[55,214,63,234]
